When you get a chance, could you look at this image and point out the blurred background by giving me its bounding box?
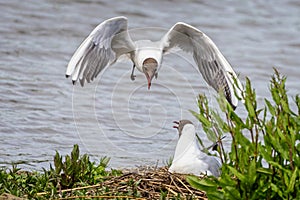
[0,0,299,170]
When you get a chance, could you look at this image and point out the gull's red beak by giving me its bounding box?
[145,72,152,90]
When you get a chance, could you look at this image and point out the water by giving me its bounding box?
[0,0,299,170]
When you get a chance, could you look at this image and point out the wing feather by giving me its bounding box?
[66,16,135,86]
[162,22,243,108]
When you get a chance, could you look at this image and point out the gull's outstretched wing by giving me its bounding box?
[161,22,243,109]
[66,16,135,86]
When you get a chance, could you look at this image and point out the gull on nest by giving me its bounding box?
[169,120,221,177]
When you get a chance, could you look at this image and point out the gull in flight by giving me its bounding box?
[169,120,221,177]
[66,16,242,108]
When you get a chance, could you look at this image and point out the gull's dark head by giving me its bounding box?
[142,58,158,90]
[173,120,193,137]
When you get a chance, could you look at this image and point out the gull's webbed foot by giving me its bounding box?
[131,74,136,81]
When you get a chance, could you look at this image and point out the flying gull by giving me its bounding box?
[65,16,242,108]
[169,120,221,177]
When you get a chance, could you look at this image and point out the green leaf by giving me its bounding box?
[256,167,272,175]
[100,156,110,168]
[265,99,276,116]
[246,99,256,118]
[227,166,246,183]
[287,167,298,193]
[229,110,245,128]
[280,99,290,113]
[186,176,217,192]
[190,110,198,118]
[212,110,229,131]
[206,128,217,143]
[271,183,284,198]
[268,161,288,173]
[71,144,79,162]
[295,95,300,115]
[206,190,224,200]
[196,134,206,150]
[224,186,241,200]
[196,114,212,127]
[54,151,62,174]
[247,159,257,187]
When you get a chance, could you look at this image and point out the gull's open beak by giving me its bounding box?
[173,121,179,129]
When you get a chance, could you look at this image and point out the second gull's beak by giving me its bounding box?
[173,121,179,129]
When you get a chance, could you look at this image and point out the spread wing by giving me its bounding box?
[66,16,135,86]
[161,22,243,109]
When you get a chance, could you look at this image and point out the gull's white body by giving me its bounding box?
[169,123,221,177]
[133,40,163,72]
[66,16,243,108]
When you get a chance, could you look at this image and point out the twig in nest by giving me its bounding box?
[170,175,186,198]
[175,175,194,194]
[165,187,178,196]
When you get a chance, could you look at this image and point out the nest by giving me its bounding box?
[37,166,207,199]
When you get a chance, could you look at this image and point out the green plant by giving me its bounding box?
[50,144,115,189]
[164,156,173,168]
[0,164,50,199]
[187,69,300,199]
[0,145,121,199]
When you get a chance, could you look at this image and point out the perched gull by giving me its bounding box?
[169,120,221,177]
[66,16,242,108]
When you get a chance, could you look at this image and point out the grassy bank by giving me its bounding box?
[0,145,206,199]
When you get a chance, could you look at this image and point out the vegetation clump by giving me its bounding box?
[188,69,300,200]
[0,145,120,199]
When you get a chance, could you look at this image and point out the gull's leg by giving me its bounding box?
[155,72,158,79]
[130,64,136,81]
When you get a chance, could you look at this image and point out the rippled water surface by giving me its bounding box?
[1,0,299,170]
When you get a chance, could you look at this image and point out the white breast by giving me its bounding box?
[134,40,163,71]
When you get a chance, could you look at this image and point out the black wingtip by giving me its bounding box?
[212,143,218,151]
[212,136,226,151]
[231,104,237,110]
[72,80,76,85]
[226,95,237,110]
[66,74,70,78]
